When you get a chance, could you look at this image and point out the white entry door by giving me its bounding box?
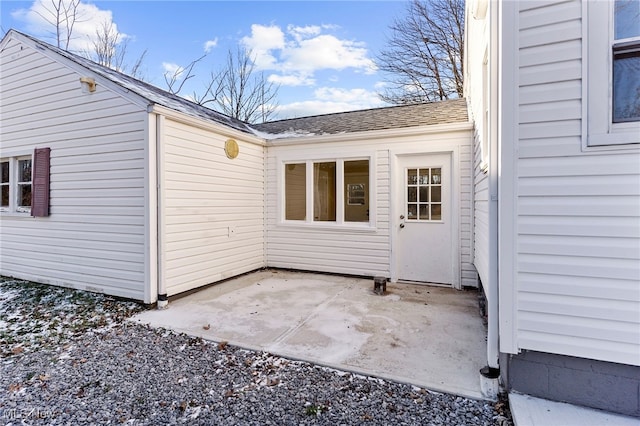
[396,153,453,284]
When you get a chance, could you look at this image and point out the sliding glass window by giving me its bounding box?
[284,159,370,224]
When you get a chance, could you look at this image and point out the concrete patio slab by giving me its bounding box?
[132,270,488,400]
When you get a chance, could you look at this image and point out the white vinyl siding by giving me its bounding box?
[268,148,388,278]
[472,134,490,286]
[512,0,640,365]
[266,130,475,286]
[0,38,148,301]
[458,143,477,287]
[160,118,265,296]
[465,8,491,288]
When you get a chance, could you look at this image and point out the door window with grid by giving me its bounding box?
[406,167,442,221]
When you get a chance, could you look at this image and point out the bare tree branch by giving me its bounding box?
[164,54,207,95]
[88,20,119,68]
[80,20,148,80]
[194,48,279,124]
[376,0,464,104]
[190,69,225,107]
[34,0,86,49]
[62,0,81,49]
[128,49,148,80]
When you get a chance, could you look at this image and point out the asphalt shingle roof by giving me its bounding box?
[253,99,469,138]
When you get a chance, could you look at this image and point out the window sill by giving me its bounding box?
[278,221,378,233]
[583,131,640,151]
[0,211,33,217]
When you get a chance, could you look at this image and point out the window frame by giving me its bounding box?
[312,161,338,222]
[0,154,33,215]
[16,156,33,213]
[280,155,375,229]
[583,0,640,149]
[0,159,9,210]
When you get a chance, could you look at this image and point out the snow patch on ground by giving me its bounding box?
[0,277,143,358]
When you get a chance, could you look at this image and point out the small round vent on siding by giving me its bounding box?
[225,139,239,159]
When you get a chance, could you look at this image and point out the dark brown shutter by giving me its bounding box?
[31,147,50,217]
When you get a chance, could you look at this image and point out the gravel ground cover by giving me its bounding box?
[1,277,512,425]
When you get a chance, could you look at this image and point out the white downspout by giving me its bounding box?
[486,115,500,372]
[156,113,168,309]
[479,78,500,398]
[479,0,501,400]
[486,0,501,372]
[146,111,159,306]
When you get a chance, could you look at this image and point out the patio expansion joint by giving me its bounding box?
[269,286,350,347]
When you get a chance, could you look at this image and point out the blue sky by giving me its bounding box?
[1,0,408,119]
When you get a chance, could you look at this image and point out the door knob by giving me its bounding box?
[400,215,405,219]
[400,223,405,228]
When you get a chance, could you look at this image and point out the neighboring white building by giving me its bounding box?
[465,0,639,417]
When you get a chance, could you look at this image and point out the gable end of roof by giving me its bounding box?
[1,29,253,135]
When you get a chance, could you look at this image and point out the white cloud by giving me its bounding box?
[241,24,285,70]
[287,24,322,42]
[287,24,338,42]
[11,0,125,52]
[374,81,388,90]
[162,62,184,79]
[282,35,376,74]
[242,24,286,51]
[203,38,218,53]
[314,87,384,105]
[240,23,377,87]
[276,87,387,118]
[267,73,315,87]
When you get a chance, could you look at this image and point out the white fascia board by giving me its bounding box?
[0,29,27,51]
[0,30,14,50]
[463,2,471,97]
[5,32,151,111]
[265,121,474,147]
[150,105,266,146]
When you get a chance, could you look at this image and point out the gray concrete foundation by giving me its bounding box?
[507,350,640,417]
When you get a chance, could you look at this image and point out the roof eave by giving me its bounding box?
[264,120,474,147]
[151,104,265,146]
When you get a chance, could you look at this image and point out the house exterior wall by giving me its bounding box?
[465,1,492,289]
[471,0,640,416]
[0,37,149,301]
[159,117,265,296]
[265,128,475,287]
[510,0,640,368]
